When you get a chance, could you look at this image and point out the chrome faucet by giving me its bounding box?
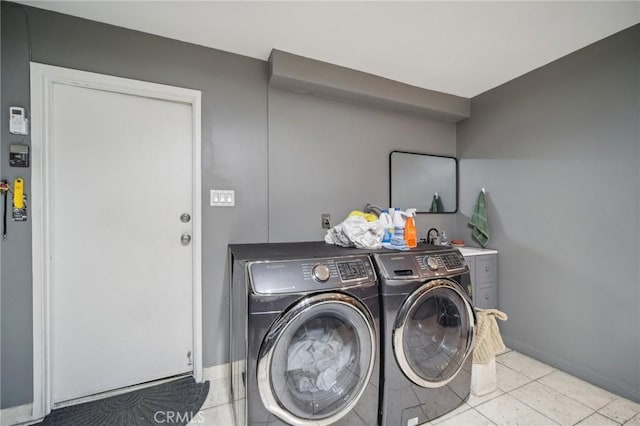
[427,228,439,245]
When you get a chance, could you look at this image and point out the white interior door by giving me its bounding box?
[49,80,194,403]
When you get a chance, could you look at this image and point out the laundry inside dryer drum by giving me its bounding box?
[270,309,371,418]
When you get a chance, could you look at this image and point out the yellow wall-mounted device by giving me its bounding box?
[13,178,24,209]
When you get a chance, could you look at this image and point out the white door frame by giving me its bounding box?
[30,62,203,420]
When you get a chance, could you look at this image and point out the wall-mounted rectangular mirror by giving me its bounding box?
[390,151,458,213]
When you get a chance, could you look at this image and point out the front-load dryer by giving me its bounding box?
[229,242,380,426]
[373,246,476,426]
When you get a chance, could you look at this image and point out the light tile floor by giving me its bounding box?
[192,349,640,425]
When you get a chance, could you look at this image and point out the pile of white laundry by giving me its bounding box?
[287,327,354,393]
[324,215,384,249]
[324,208,416,250]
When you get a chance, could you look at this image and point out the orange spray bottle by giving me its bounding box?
[404,209,417,248]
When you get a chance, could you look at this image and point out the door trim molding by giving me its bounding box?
[30,62,203,421]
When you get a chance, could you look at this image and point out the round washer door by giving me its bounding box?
[257,292,376,426]
[393,279,475,388]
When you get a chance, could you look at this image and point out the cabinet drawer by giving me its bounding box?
[476,255,497,284]
[475,283,497,309]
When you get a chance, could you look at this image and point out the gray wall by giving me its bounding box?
[6,0,636,411]
[268,88,457,242]
[1,2,34,411]
[1,3,457,409]
[1,3,269,408]
[456,25,640,401]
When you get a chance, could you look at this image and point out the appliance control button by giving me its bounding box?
[424,256,439,271]
[312,264,331,282]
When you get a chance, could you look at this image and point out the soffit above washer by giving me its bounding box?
[18,1,640,98]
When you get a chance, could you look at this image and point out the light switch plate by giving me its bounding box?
[210,189,235,206]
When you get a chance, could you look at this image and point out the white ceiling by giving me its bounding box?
[20,1,640,97]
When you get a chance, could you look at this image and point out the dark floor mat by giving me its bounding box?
[38,377,210,426]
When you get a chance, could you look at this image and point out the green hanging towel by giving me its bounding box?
[470,190,490,247]
[429,194,445,213]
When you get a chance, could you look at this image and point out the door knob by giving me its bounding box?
[181,234,192,246]
[180,213,191,223]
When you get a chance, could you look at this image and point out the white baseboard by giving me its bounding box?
[202,363,230,382]
[201,360,247,382]
[0,403,35,426]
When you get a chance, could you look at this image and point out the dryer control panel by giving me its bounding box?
[374,249,468,280]
[248,255,376,295]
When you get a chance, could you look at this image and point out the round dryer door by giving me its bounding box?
[393,279,475,388]
[257,292,376,426]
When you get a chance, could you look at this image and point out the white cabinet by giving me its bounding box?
[459,248,498,309]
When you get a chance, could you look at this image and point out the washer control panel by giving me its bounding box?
[440,252,466,270]
[375,249,468,280]
[249,255,376,294]
[336,259,368,281]
[422,255,440,271]
[311,264,331,282]
[415,252,465,272]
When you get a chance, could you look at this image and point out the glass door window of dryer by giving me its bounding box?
[394,283,473,388]
[258,293,375,425]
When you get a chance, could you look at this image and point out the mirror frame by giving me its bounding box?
[389,151,459,214]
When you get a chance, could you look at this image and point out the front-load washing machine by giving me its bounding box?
[229,242,380,426]
[373,246,476,426]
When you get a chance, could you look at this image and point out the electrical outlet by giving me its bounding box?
[321,214,331,229]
